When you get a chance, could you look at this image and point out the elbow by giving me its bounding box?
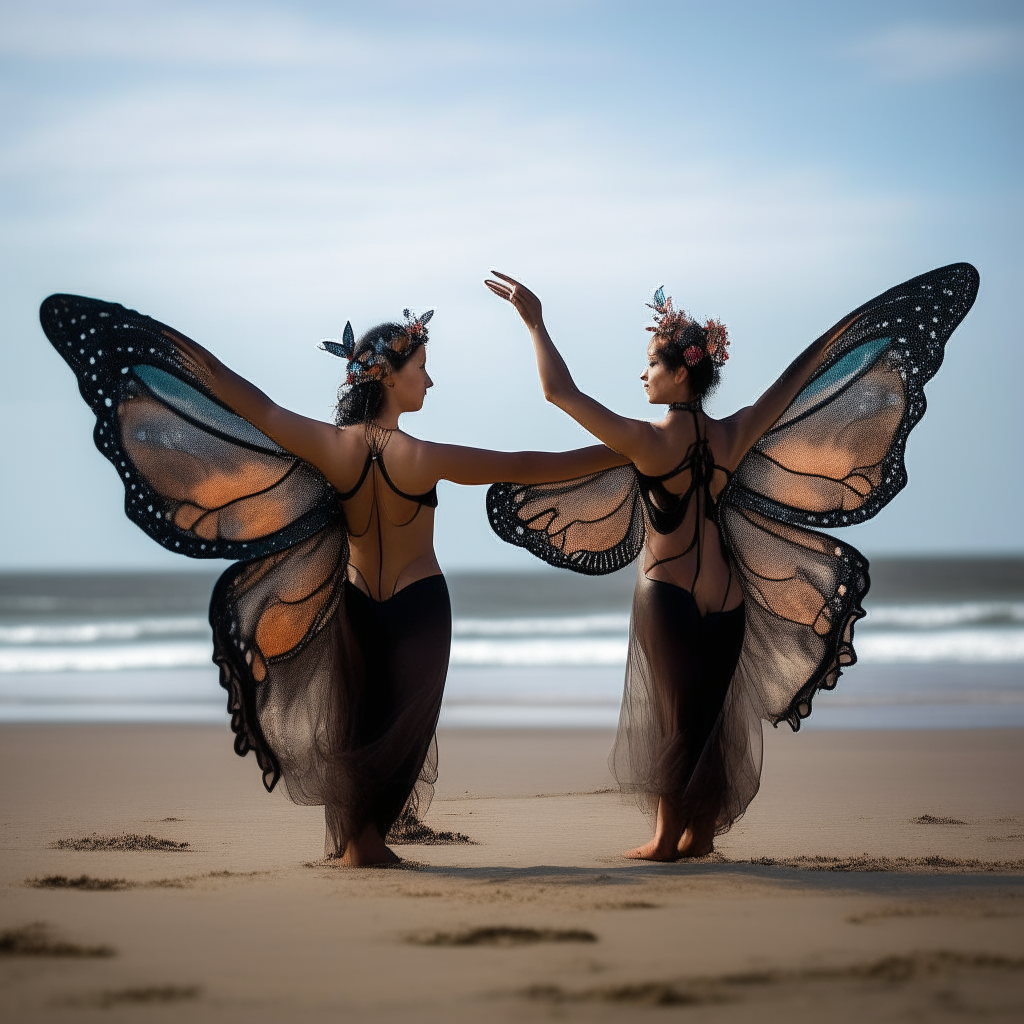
[542,382,574,407]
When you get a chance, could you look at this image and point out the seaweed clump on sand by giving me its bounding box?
[0,924,114,958]
[87,986,201,1008]
[746,854,1024,873]
[410,926,597,947]
[51,833,190,852]
[522,950,1024,1006]
[386,813,476,846]
[28,875,130,891]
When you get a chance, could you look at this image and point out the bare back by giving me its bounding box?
[636,410,744,615]
[328,425,442,601]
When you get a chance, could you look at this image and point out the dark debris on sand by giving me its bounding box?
[0,924,114,958]
[746,854,1024,873]
[28,875,131,891]
[64,985,201,1008]
[386,813,477,846]
[51,833,190,852]
[522,950,1024,1006]
[410,926,597,947]
[27,870,264,891]
[914,814,968,825]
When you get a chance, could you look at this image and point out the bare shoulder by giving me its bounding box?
[332,423,369,455]
[633,416,695,476]
[383,429,440,490]
[320,423,370,490]
[705,408,755,473]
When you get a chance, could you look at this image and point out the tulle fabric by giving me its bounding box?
[611,570,751,833]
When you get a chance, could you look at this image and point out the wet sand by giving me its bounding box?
[2,723,1023,1022]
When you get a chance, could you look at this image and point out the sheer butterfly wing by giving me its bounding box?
[718,502,869,730]
[487,466,644,575]
[719,263,978,730]
[41,294,350,786]
[729,263,979,529]
[211,520,350,793]
[39,294,339,559]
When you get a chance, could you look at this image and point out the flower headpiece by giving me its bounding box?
[646,286,729,368]
[320,308,433,385]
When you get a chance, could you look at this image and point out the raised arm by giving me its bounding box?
[169,331,341,474]
[484,272,658,464]
[724,307,864,462]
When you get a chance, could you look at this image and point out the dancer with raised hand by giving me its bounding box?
[485,265,978,860]
[40,297,626,866]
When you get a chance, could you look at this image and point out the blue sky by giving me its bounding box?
[1,0,1021,570]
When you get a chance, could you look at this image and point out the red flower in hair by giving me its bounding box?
[703,318,730,365]
[683,344,704,367]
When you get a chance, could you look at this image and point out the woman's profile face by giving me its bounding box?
[640,340,686,405]
[388,346,433,412]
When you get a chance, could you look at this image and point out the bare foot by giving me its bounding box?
[676,826,714,859]
[337,825,401,867]
[623,838,681,862]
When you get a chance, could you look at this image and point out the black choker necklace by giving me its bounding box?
[669,400,702,412]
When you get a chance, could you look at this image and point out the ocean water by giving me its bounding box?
[2,560,1023,728]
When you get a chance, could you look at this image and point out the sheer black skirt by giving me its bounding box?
[322,574,452,856]
[610,571,748,835]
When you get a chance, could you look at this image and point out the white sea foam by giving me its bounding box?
[0,642,214,673]
[449,638,629,667]
[862,602,1024,629]
[5,600,1024,672]
[855,629,1024,664]
[4,629,1024,671]
[452,614,630,636]
[0,617,208,645]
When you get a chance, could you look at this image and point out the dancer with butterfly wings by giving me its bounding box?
[484,264,979,860]
[40,299,627,865]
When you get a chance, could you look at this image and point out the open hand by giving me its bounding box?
[485,271,544,331]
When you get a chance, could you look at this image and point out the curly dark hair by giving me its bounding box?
[653,322,722,402]
[334,322,426,426]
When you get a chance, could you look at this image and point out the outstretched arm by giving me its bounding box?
[420,442,630,487]
[168,331,340,473]
[484,272,657,464]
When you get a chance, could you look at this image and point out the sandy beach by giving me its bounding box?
[2,724,1023,1021]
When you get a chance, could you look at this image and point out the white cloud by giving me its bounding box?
[854,22,1024,82]
[0,0,529,70]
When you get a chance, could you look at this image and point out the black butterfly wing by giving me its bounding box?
[719,263,978,730]
[731,263,979,529]
[39,294,339,560]
[211,519,350,793]
[718,501,869,731]
[41,294,351,788]
[487,465,644,575]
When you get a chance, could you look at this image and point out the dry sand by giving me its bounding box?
[1,723,1023,1022]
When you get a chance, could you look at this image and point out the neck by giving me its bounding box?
[375,396,401,430]
[669,398,701,412]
